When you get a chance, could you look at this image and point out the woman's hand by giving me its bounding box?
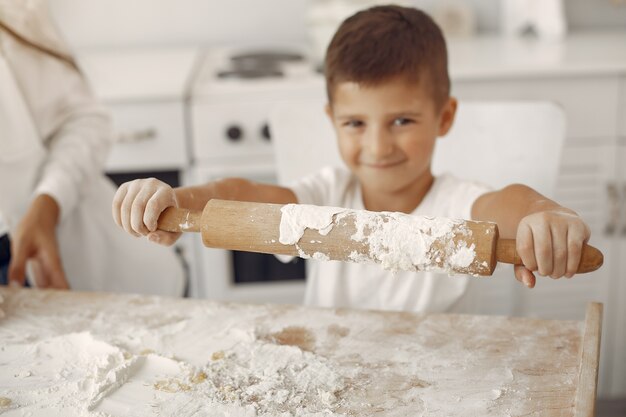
[112,178,181,246]
[8,194,69,289]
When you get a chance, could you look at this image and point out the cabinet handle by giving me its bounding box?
[115,128,157,144]
[605,182,619,236]
[622,183,626,237]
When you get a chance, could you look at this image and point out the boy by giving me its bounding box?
[112,5,590,312]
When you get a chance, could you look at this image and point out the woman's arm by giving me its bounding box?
[3,10,110,288]
[4,19,112,222]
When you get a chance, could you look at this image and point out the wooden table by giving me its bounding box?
[0,288,602,416]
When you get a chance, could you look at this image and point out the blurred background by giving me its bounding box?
[50,0,626,49]
[42,0,626,410]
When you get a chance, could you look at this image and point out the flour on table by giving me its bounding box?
[0,332,129,414]
[279,204,477,273]
[0,289,583,417]
[145,337,343,416]
[0,320,344,417]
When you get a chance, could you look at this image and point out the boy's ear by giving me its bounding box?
[324,103,333,120]
[438,97,458,137]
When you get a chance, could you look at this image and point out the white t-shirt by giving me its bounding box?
[289,166,491,313]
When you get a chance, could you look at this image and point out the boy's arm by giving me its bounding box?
[175,178,297,211]
[112,177,296,246]
[471,184,590,288]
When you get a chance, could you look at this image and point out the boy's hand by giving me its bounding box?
[112,178,181,246]
[514,209,590,288]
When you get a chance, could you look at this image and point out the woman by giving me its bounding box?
[0,0,185,295]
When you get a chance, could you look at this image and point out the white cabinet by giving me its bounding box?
[454,75,620,141]
[104,101,188,173]
[608,140,626,397]
[453,74,624,397]
[605,78,626,396]
[454,76,618,302]
[78,48,198,174]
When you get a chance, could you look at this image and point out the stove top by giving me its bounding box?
[230,51,306,66]
[188,45,326,165]
[191,46,324,97]
[215,50,307,79]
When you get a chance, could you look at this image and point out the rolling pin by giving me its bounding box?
[157,199,603,276]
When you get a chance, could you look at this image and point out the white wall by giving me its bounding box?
[49,0,310,48]
[412,0,626,33]
[50,0,626,49]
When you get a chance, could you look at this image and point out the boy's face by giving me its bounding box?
[326,75,457,198]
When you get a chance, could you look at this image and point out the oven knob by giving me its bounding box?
[261,123,271,141]
[226,125,243,141]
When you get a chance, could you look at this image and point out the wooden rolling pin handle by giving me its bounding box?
[495,239,603,274]
[157,207,202,233]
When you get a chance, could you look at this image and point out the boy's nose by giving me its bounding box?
[365,128,394,158]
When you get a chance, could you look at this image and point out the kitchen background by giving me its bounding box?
[50,0,626,48]
[46,0,625,408]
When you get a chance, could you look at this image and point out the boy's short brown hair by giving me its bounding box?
[325,5,450,108]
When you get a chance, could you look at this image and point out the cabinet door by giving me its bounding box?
[105,101,188,172]
[619,77,626,138]
[522,143,617,396]
[453,76,621,397]
[511,144,615,318]
[608,144,626,398]
[453,76,620,140]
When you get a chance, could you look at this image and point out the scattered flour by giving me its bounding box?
[0,290,582,417]
[148,340,343,416]
[279,204,477,273]
[0,317,344,417]
[0,332,129,414]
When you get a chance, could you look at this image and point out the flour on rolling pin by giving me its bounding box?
[279,205,344,262]
[179,210,194,231]
[279,204,483,274]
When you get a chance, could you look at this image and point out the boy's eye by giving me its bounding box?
[343,120,364,128]
[393,117,414,126]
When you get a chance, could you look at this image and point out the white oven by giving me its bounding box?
[79,47,201,295]
[188,161,307,303]
[188,46,324,303]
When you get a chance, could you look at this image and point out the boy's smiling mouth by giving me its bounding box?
[360,158,407,168]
